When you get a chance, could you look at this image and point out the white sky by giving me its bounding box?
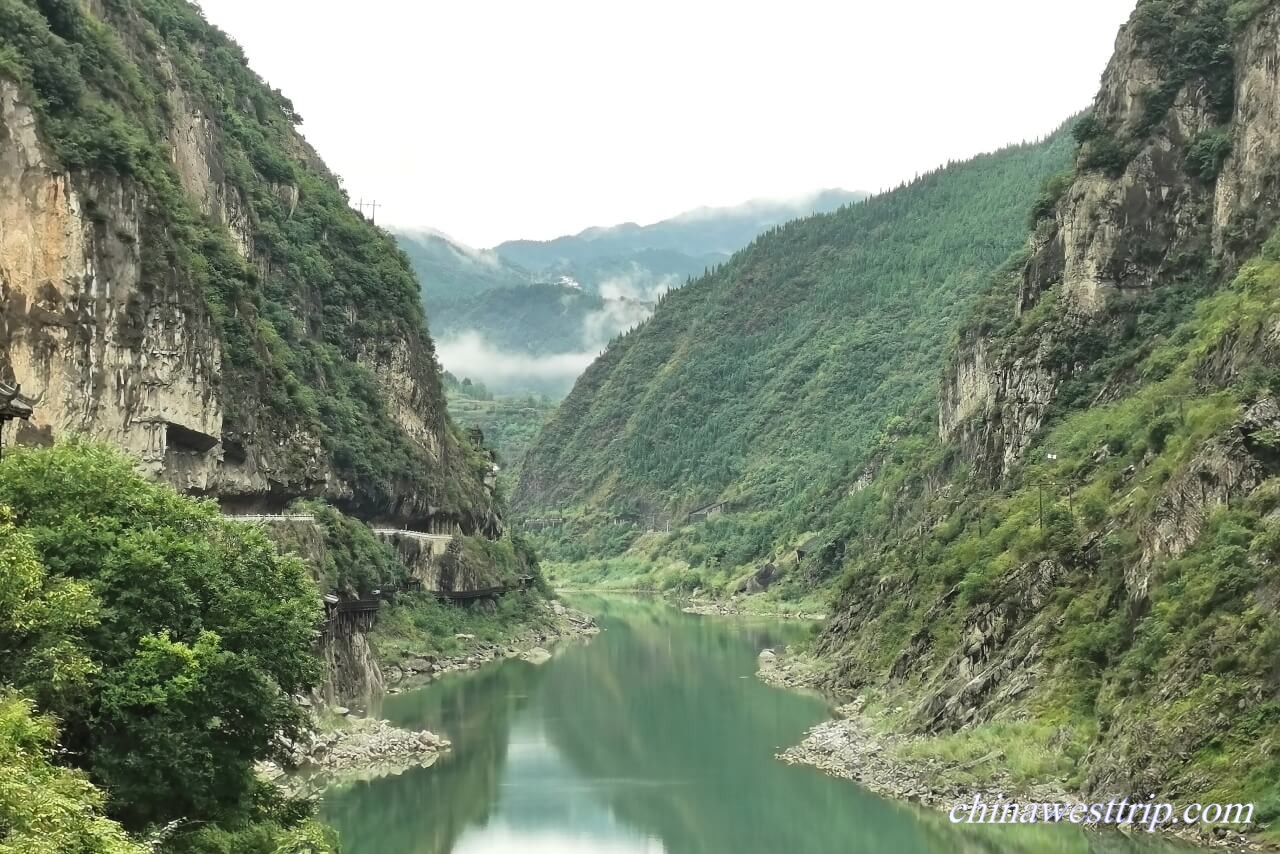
[195,0,1137,248]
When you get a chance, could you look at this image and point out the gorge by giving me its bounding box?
[2,0,1279,852]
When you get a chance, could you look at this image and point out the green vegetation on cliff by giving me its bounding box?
[816,229,1280,832]
[0,0,490,519]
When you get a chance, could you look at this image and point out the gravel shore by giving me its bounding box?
[759,650,1265,851]
[260,715,450,797]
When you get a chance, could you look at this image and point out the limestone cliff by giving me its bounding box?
[0,0,496,532]
[941,1,1280,485]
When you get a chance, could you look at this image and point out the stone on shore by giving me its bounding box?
[522,646,552,664]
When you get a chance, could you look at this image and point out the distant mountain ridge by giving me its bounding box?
[396,228,532,304]
[493,188,867,288]
[394,189,868,397]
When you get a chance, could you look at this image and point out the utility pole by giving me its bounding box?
[352,198,379,222]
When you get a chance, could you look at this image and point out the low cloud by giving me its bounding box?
[596,266,680,303]
[577,266,673,349]
[436,268,677,395]
[436,330,598,395]
[581,297,653,350]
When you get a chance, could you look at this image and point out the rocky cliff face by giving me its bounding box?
[941,2,1280,483]
[317,617,385,709]
[1,77,223,474]
[0,0,496,531]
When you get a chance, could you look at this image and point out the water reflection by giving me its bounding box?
[318,595,1190,854]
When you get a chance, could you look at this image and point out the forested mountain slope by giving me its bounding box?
[400,193,870,401]
[0,0,495,532]
[805,0,1280,820]
[516,128,1077,519]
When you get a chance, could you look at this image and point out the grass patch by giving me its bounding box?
[370,591,557,665]
[894,720,1093,789]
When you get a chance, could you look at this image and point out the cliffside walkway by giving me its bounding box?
[220,515,454,547]
[224,515,527,601]
[223,513,318,523]
[370,527,454,545]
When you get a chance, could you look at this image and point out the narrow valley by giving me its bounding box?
[1,0,1277,852]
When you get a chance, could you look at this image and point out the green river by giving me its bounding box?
[319,595,1186,853]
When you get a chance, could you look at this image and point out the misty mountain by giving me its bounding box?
[431,283,653,397]
[396,228,531,303]
[397,189,867,398]
[432,283,651,358]
[494,188,867,290]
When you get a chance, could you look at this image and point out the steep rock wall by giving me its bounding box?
[0,1,497,531]
[1,79,223,482]
[941,5,1280,482]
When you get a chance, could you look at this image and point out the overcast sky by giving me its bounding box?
[195,0,1136,248]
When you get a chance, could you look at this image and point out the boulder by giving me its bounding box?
[522,646,552,665]
[737,562,778,594]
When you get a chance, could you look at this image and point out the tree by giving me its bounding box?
[0,692,146,854]
[0,506,95,714]
[0,442,322,831]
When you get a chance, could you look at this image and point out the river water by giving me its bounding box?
[319,595,1185,853]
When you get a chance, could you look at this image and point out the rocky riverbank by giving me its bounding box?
[755,647,828,691]
[759,652,1264,851]
[382,601,599,691]
[259,714,450,797]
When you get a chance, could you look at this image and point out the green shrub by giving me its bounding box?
[0,693,147,854]
[1071,113,1101,145]
[1186,128,1233,181]
[1080,133,1138,176]
[1027,170,1075,226]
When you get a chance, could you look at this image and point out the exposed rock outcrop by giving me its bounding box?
[1133,396,1280,597]
[0,3,497,532]
[0,78,224,485]
[912,559,1064,732]
[941,5,1280,482]
[318,616,385,709]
